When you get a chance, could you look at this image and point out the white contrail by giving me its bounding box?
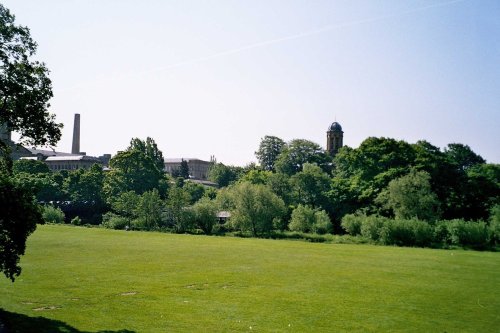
[148,0,467,73]
[56,0,466,92]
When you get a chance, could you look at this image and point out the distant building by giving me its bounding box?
[0,123,33,160]
[1,114,110,171]
[327,121,344,156]
[43,155,102,171]
[164,158,212,180]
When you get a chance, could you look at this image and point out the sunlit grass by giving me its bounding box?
[1,225,499,332]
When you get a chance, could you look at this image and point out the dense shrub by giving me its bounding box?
[360,215,387,241]
[42,205,65,224]
[289,205,316,233]
[433,220,451,244]
[341,213,362,236]
[489,204,500,245]
[101,212,129,230]
[379,218,434,247]
[342,212,497,249]
[289,205,332,234]
[191,197,218,235]
[447,219,490,249]
[312,210,332,234]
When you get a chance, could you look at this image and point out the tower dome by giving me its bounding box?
[327,121,343,156]
[328,122,342,132]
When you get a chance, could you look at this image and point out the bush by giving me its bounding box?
[489,204,500,245]
[101,212,129,230]
[380,218,434,247]
[289,205,316,233]
[289,205,332,234]
[191,197,218,235]
[341,213,362,236]
[360,215,387,241]
[447,219,490,249]
[211,223,227,235]
[313,210,332,234]
[42,205,65,224]
[433,220,451,244]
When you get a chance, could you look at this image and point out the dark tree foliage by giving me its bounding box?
[0,5,62,148]
[0,175,42,281]
[183,181,205,204]
[208,163,242,187]
[330,137,499,223]
[12,171,63,203]
[179,159,189,179]
[445,143,486,172]
[290,163,331,209]
[63,164,106,224]
[0,4,61,281]
[331,137,415,210]
[107,149,162,196]
[12,159,50,174]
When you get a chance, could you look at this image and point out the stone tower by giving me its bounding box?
[327,121,343,156]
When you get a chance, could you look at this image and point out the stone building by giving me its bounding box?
[327,121,344,156]
[164,158,212,180]
[43,155,102,171]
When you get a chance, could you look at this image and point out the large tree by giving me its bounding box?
[275,139,331,175]
[128,137,165,173]
[255,135,285,171]
[105,149,163,196]
[377,169,440,221]
[290,163,331,209]
[63,164,106,223]
[0,5,61,149]
[218,182,286,236]
[208,163,241,187]
[0,4,62,281]
[445,143,485,172]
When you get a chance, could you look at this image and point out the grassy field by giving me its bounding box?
[1,225,499,332]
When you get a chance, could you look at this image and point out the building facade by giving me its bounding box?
[164,158,212,180]
[43,155,102,171]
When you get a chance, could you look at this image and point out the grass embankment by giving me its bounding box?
[1,225,499,332]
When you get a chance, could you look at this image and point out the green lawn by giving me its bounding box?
[1,225,499,332]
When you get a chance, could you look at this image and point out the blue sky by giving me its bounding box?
[4,0,500,165]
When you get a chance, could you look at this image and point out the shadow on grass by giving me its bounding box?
[0,309,135,333]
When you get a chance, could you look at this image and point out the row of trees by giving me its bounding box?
[250,135,499,226]
[22,134,498,247]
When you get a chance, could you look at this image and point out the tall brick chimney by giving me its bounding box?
[71,113,80,154]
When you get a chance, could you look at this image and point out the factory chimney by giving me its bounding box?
[71,113,80,154]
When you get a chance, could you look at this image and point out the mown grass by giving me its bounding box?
[1,225,499,332]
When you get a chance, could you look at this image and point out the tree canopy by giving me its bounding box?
[0,4,62,148]
[255,135,285,171]
[106,149,163,196]
[0,4,62,281]
[128,137,165,173]
[275,139,332,175]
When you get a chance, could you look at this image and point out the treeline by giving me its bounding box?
[15,135,500,249]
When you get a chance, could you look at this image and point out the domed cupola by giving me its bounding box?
[328,122,342,132]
